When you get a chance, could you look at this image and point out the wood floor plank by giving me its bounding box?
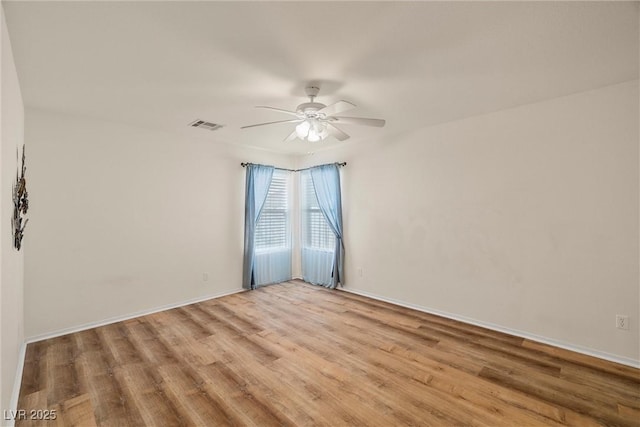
[199,362,296,427]
[268,356,401,427]
[522,339,640,381]
[478,366,638,427]
[114,363,184,427]
[124,320,179,366]
[144,312,218,366]
[156,363,241,426]
[209,338,324,425]
[45,337,80,406]
[19,341,48,400]
[15,391,48,427]
[16,281,640,426]
[74,351,144,426]
[618,403,640,420]
[55,393,98,427]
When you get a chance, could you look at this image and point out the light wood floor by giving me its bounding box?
[16,281,640,426]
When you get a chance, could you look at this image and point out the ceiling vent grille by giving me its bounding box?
[189,119,223,131]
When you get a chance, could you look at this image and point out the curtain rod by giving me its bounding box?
[240,162,346,173]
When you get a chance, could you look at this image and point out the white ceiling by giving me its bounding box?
[4,1,638,154]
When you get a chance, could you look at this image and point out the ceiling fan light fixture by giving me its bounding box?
[296,118,328,142]
[307,131,321,142]
[316,122,329,140]
[295,120,311,138]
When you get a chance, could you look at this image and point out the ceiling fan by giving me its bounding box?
[241,86,386,142]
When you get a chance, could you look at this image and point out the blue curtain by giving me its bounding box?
[310,164,344,288]
[254,248,292,286]
[302,246,335,286]
[242,164,274,290]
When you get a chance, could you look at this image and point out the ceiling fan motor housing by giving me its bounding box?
[297,102,327,117]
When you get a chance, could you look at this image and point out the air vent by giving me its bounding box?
[189,119,223,131]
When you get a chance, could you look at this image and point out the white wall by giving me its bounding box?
[0,4,25,417]
[24,109,294,338]
[297,80,639,364]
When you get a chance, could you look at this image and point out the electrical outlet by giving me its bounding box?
[357,268,363,278]
[202,272,209,282]
[616,315,629,330]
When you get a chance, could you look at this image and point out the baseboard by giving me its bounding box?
[25,288,245,344]
[6,342,27,427]
[341,287,640,369]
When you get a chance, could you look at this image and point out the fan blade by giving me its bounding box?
[331,116,386,127]
[327,124,350,141]
[256,106,300,117]
[318,100,356,116]
[241,119,302,129]
[283,129,298,142]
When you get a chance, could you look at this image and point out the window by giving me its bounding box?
[255,169,290,251]
[301,170,335,250]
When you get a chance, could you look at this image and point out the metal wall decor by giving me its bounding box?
[12,144,28,250]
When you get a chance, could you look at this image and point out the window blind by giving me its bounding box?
[255,169,289,250]
[301,171,335,250]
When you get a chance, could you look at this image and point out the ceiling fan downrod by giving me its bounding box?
[305,85,320,103]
